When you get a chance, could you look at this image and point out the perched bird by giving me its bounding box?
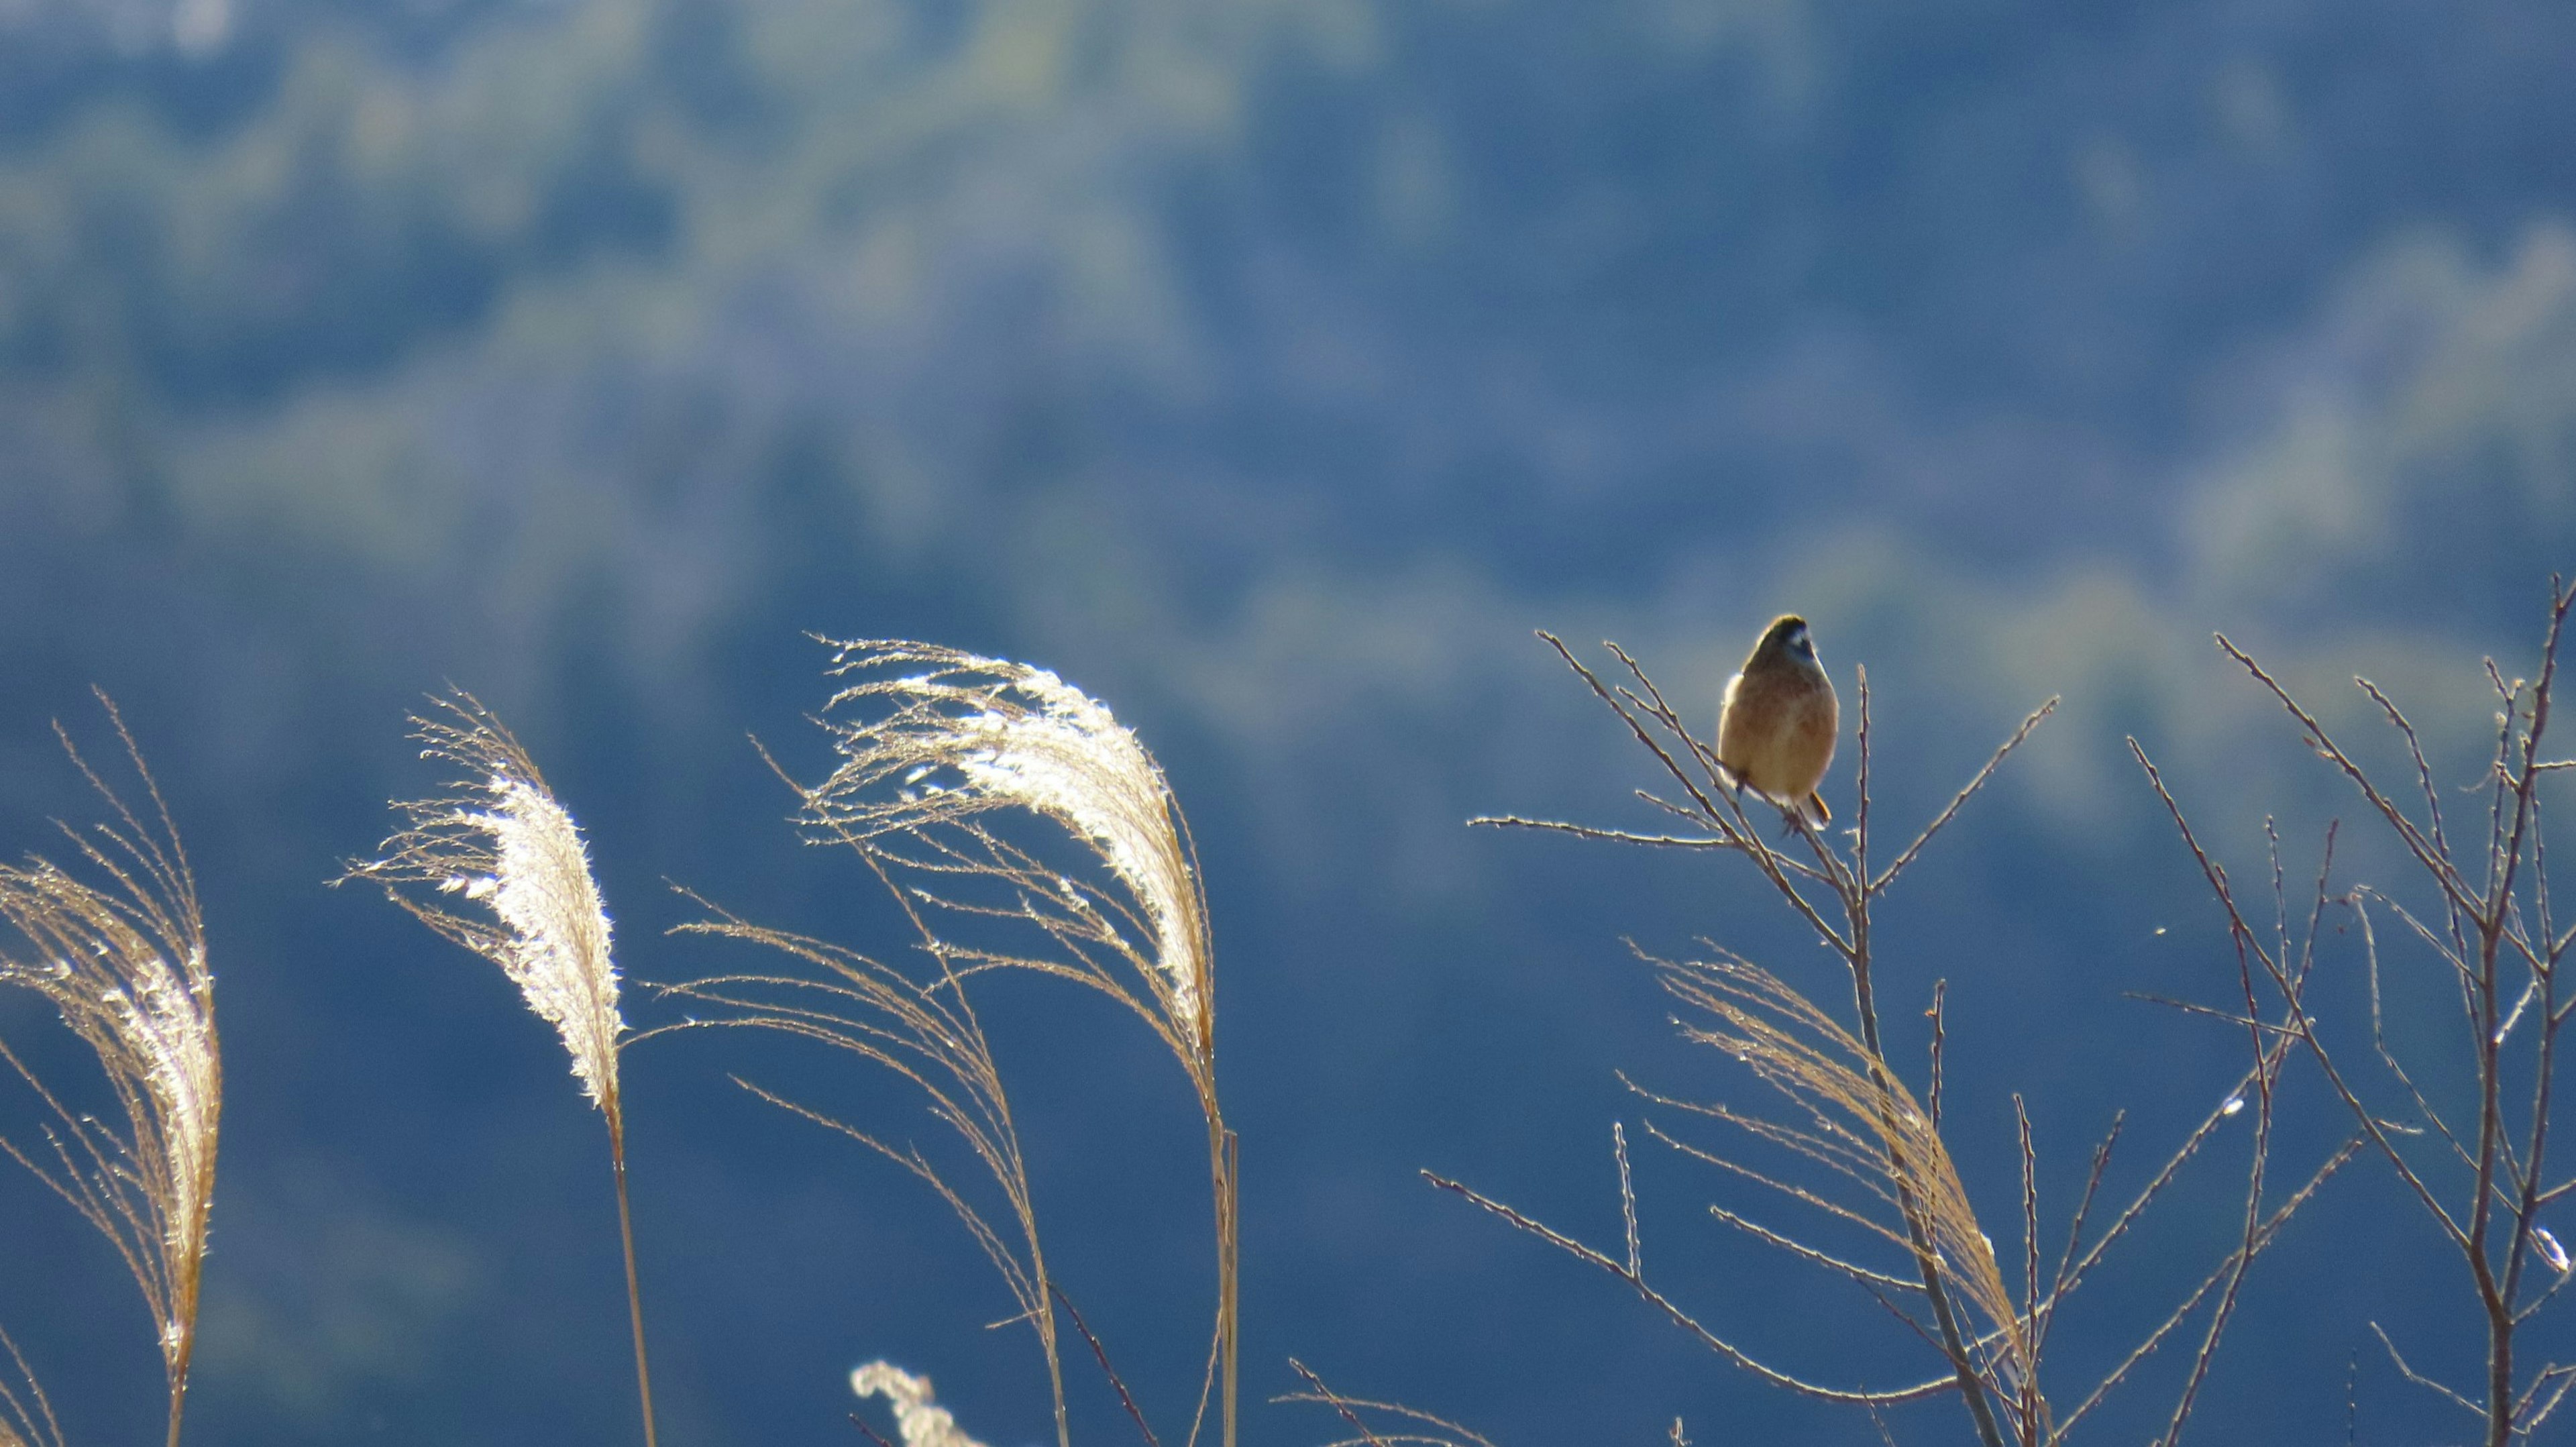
[1718,614,1839,828]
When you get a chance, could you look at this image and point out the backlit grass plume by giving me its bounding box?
[354,696,621,1109]
[344,692,658,1447]
[0,696,217,1447]
[850,1361,989,1447]
[730,641,1238,1447]
[800,641,1214,1051]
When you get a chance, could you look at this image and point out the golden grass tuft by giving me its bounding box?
[1648,949,2027,1387]
[797,640,1214,1057]
[0,696,217,1447]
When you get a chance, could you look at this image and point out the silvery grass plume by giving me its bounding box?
[802,641,1213,1058]
[343,692,657,1447]
[0,697,217,1447]
[850,1362,989,1447]
[351,695,621,1111]
[791,641,1238,1447]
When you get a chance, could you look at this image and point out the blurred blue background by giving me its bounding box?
[3,0,2575,1442]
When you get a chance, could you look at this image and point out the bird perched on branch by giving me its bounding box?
[1718,614,1838,828]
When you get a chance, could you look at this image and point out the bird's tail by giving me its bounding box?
[1803,792,1832,828]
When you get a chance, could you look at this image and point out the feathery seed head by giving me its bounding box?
[806,642,1211,1049]
[0,892,219,1356]
[350,696,623,1112]
[0,700,219,1393]
[851,1361,989,1447]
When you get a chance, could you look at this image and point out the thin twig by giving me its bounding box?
[1422,1171,1956,1405]
[1873,699,2058,895]
[1287,1361,1393,1447]
[2371,1321,2483,1417]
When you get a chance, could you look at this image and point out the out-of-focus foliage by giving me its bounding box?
[2,0,2574,1443]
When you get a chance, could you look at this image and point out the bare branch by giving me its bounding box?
[1421,1171,1956,1405]
[1872,698,2058,895]
[2370,1321,2483,1418]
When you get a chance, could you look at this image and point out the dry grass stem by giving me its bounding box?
[0,696,217,1447]
[655,877,1073,1447]
[343,692,657,1447]
[811,641,1235,1447]
[0,1322,63,1447]
[1658,950,2026,1377]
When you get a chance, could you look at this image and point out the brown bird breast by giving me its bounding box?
[1717,665,1838,804]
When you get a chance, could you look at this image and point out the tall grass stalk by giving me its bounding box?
[343,693,657,1447]
[0,695,217,1447]
[672,640,1234,1447]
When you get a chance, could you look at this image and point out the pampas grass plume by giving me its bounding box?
[803,641,1213,1049]
[851,1362,989,1447]
[350,693,623,1112]
[0,697,217,1447]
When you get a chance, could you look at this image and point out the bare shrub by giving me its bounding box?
[1452,633,2355,1444]
[2141,578,2576,1444]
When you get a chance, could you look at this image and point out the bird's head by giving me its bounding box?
[1759,614,1817,666]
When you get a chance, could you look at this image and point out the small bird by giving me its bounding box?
[1718,614,1839,828]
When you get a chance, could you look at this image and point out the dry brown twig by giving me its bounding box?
[1460,631,2345,1444]
[1275,1360,1497,1447]
[0,694,217,1447]
[341,692,658,1447]
[2140,577,2576,1446]
[661,640,1237,1447]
